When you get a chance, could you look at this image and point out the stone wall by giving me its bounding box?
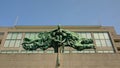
[0,54,120,68]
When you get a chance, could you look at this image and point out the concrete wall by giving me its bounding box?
[0,54,120,68]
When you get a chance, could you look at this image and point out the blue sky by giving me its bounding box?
[0,0,120,34]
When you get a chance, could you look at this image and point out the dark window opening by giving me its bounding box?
[117,47,120,51]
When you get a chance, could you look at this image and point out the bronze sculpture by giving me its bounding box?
[22,25,95,53]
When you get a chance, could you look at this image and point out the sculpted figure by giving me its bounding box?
[22,25,95,53]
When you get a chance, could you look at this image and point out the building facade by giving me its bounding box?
[0,26,120,68]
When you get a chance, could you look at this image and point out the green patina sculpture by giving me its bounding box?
[22,25,95,53]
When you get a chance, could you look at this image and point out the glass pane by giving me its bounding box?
[86,33,91,38]
[97,51,103,53]
[27,51,33,53]
[89,51,95,53]
[1,50,7,53]
[106,40,112,47]
[25,33,30,38]
[30,33,35,39]
[101,40,107,47]
[15,40,21,47]
[17,33,22,39]
[93,33,99,39]
[38,50,44,53]
[109,51,114,53]
[78,51,84,53]
[11,33,17,39]
[9,40,15,47]
[33,51,38,53]
[4,40,10,47]
[84,51,90,53]
[64,51,70,53]
[104,33,110,39]
[6,33,12,39]
[7,51,13,53]
[21,50,27,53]
[78,33,82,38]
[103,51,109,53]
[95,40,101,47]
[99,33,104,39]
[81,33,86,38]
[46,50,54,53]
[72,51,78,53]
[13,51,19,53]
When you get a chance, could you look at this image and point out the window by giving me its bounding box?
[93,32,114,53]
[72,32,95,53]
[20,50,44,53]
[97,51,114,53]
[3,32,114,54]
[93,32,113,47]
[25,32,39,39]
[72,50,95,53]
[4,32,23,47]
[78,32,92,38]
[46,50,54,53]
[1,50,19,53]
[64,50,70,53]
[73,32,114,54]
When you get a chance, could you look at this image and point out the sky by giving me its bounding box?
[0,0,120,34]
